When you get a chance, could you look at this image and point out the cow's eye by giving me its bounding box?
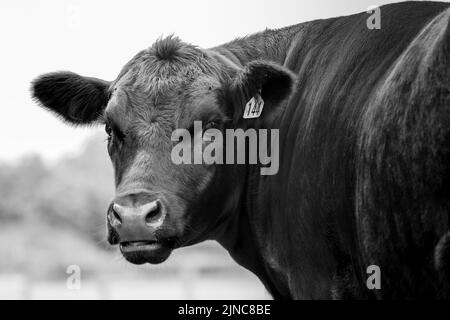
[105,124,112,138]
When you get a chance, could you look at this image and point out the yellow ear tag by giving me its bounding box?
[243,93,264,119]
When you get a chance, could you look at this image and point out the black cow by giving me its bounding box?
[32,1,450,299]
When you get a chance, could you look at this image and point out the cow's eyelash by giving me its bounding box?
[105,124,112,135]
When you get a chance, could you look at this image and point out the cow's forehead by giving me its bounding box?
[105,73,222,133]
[107,71,220,112]
[104,36,224,129]
[110,36,221,95]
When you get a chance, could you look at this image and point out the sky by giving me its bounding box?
[0,0,422,163]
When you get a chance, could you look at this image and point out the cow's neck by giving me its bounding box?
[212,23,304,66]
[212,26,307,299]
[215,165,290,299]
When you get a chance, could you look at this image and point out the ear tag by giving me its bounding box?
[243,93,264,119]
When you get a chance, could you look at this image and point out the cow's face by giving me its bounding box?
[31,37,294,265]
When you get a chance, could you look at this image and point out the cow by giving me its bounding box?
[31,1,450,299]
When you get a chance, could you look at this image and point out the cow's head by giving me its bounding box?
[31,36,294,265]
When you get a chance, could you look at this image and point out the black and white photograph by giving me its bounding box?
[1,0,450,305]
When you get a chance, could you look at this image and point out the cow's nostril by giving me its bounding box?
[110,204,123,225]
[145,200,162,224]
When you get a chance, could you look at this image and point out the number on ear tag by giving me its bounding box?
[243,93,264,119]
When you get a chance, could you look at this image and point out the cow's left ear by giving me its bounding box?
[228,60,296,122]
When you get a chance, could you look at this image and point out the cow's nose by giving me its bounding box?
[112,200,163,224]
[108,200,166,243]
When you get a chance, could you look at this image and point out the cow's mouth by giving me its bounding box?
[119,239,174,264]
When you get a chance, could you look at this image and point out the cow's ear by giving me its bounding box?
[31,71,110,126]
[228,60,295,122]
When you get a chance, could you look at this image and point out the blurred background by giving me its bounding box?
[0,135,270,299]
[0,0,407,299]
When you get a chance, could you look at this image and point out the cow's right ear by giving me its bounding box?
[31,71,110,126]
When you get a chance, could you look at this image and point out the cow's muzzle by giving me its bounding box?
[107,199,174,264]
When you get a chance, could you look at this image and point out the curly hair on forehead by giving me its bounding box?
[111,35,224,97]
[152,35,200,62]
